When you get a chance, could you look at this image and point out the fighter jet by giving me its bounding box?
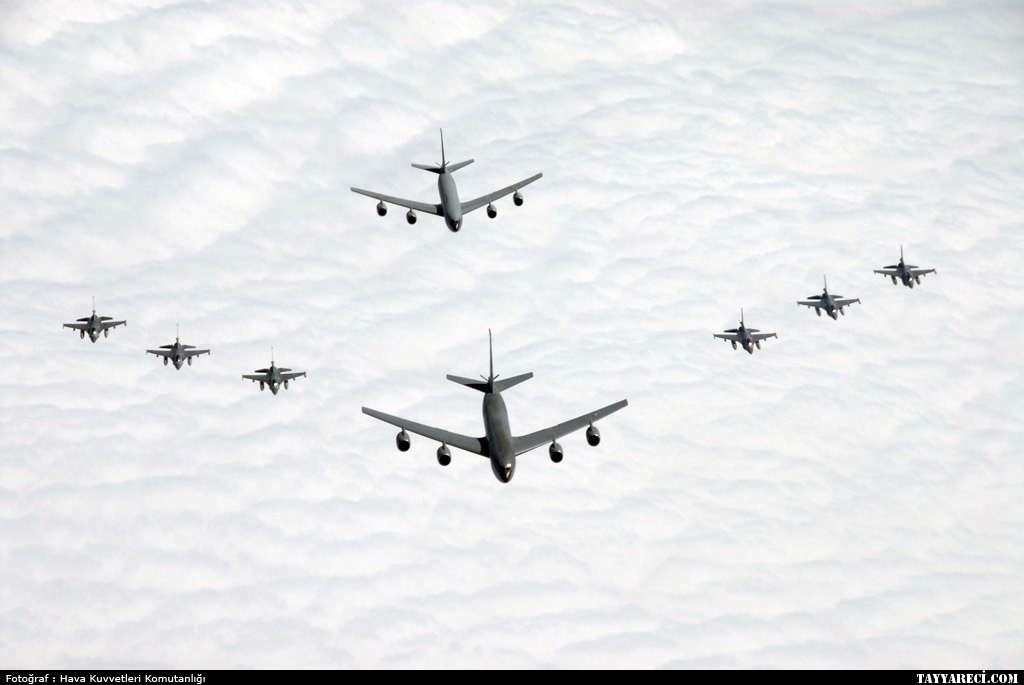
[146,325,210,370]
[798,276,861,320]
[874,245,936,288]
[362,331,628,484]
[242,349,306,394]
[714,308,777,354]
[351,129,542,232]
[63,298,126,342]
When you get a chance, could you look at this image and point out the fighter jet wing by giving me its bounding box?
[874,269,900,276]
[750,332,778,342]
[908,268,936,278]
[242,374,269,382]
[280,371,306,381]
[350,188,442,215]
[460,173,543,214]
[713,332,741,342]
[63,322,88,330]
[183,348,211,358]
[511,399,628,456]
[797,301,823,308]
[834,298,861,307]
[146,348,172,357]
[100,320,126,330]
[362,407,487,456]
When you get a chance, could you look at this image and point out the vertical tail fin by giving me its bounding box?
[740,307,744,327]
[176,323,179,343]
[900,244,904,264]
[440,128,446,169]
[488,328,493,381]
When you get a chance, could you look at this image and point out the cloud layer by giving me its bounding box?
[1,0,1022,668]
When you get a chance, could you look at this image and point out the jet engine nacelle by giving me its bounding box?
[815,308,821,317]
[376,201,387,216]
[486,203,497,219]
[163,357,168,366]
[892,276,897,284]
[406,209,417,224]
[549,441,563,463]
[755,340,761,349]
[104,328,109,338]
[513,191,523,206]
[187,356,192,366]
[437,444,451,466]
[396,430,411,452]
[915,276,921,285]
[731,341,737,350]
[80,330,85,339]
[840,307,845,315]
[284,380,289,389]
[259,381,265,391]
[586,425,601,447]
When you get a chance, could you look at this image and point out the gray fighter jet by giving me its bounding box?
[874,246,936,288]
[714,308,777,354]
[351,130,542,232]
[362,331,628,483]
[798,276,861,320]
[243,349,306,394]
[63,298,126,342]
[147,326,210,370]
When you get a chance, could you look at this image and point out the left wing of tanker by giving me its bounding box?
[361,407,488,456]
[511,399,628,456]
[350,187,443,215]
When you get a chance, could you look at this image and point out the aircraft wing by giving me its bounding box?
[280,371,306,381]
[147,349,172,357]
[874,269,899,276]
[511,399,628,456]
[63,322,88,330]
[362,407,487,456]
[713,332,740,342]
[350,187,442,215]
[750,332,778,342]
[834,298,861,307]
[460,173,543,214]
[908,268,936,278]
[242,374,268,382]
[100,320,126,330]
[184,349,211,358]
[797,301,822,308]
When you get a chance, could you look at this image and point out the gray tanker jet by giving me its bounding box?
[362,331,628,483]
[874,246,936,288]
[351,130,542,232]
[798,276,861,320]
[147,326,210,370]
[63,298,126,342]
[243,350,306,394]
[714,308,777,354]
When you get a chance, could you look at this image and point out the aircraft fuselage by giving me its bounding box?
[438,171,463,232]
[482,391,515,483]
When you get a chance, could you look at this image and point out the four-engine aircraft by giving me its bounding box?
[362,331,628,483]
[351,130,542,232]
[243,350,306,394]
[798,276,861,320]
[874,246,936,288]
[147,326,210,370]
[714,308,777,354]
[63,298,126,342]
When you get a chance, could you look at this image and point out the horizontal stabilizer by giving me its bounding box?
[494,372,533,393]
[100,316,113,321]
[446,374,490,392]
[77,317,90,322]
[885,264,900,269]
[724,328,739,333]
[445,159,474,173]
[411,163,444,173]
[255,368,270,374]
[160,344,175,349]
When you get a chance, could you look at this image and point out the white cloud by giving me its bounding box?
[1,0,1023,669]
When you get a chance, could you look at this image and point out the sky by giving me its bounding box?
[1,0,1022,669]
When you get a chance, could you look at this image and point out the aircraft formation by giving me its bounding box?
[61,131,938,482]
